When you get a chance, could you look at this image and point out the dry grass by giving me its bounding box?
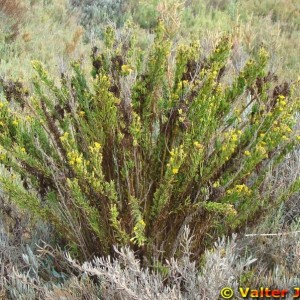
[0,0,24,18]
[0,0,26,40]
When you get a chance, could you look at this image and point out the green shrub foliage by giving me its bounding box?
[0,22,299,261]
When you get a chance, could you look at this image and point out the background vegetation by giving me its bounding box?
[0,0,299,299]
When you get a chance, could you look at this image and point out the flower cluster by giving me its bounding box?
[130,112,142,146]
[221,129,243,161]
[121,64,133,76]
[12,119,19,126]
[255,143,268,159]
[167,145,186,175]
[276,95,287,112]
[60,132,69,142]
[78,110,85,117]
[193,141,204,151]
[244,150,251,156]
[67,150,83,166]
[130,219,147,246]
[89,142,102,153]
[227,184,252,196]
[204,202,237,217]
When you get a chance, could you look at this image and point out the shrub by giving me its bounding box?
[70,0,131,41]
[3,227,299,299]
[65,229,257,300]
[2,227,257,299]
[0,22,299,263]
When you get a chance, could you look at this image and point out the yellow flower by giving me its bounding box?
[216,85,223,93]
[259,48,269,59]
[235,184,251,195]
[20,148,26,153]
[79,111,85,116]
[121,64,133,75]
[60,132,69,142]
[231,134,238,142]
[226,189,233,195]
[12,120,19,126]
[193,141,203,149]
[213,181,220,188]
[0,102,4,108]
[172,168,179,174]
[244,150,250,156]
[75,157,82,164]
[225,204,237,216]
[139,219,145,226]
[133,139,138,146]
[279,100,286,106]
[94,142,101,150]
